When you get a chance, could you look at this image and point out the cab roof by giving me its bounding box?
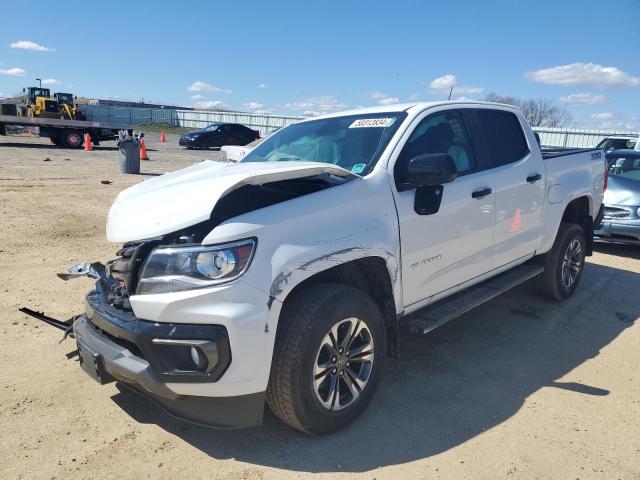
[301,100,520,122]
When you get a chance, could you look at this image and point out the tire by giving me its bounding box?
[266,283,386,434]
[61,129,84,149]
[535,222,586,301]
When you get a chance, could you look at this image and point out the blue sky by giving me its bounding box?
[1,0,639,129]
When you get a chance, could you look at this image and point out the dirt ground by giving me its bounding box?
[0,133,638,480]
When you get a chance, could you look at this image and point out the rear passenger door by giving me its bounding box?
[466,108,545,267]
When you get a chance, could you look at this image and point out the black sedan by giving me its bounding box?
[179,123,260,149]
[594,149,640,245]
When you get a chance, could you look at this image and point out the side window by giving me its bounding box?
[397,111,476,175]
[476,109,529,166]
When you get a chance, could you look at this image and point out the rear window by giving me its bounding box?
[607,154,640,180]
[477,109,529,166]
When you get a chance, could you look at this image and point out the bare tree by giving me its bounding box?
[484,92,572,128]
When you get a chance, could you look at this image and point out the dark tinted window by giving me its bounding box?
[397,110,476,174]
[476,109,529,166]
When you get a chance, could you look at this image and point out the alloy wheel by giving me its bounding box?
[561,238,582,288]
[312,317,374,411]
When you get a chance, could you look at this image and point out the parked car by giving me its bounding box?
[179,123,259,149]
[594,149,640,245]
[218,128,281,161]
[60,101,605,434]
[595,135,637,152]
[219,145,254,162]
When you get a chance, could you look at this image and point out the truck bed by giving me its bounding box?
[541,147,601,159]
[0,114,131,132]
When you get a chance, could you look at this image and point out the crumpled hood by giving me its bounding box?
[106,160,353,242]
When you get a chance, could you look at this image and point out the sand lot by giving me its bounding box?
[0,133,638,480]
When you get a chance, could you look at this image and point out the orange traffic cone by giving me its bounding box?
[139,137,149,160]
[84,132,93,151]
[160,129,166,143]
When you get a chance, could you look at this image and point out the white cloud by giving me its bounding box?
[369,91,399,105]
[525,63,640,88]
[589,112,614,120]
[284,96,347,113]
[10,40,54,52]
[0,67,26,77]
[559,92,606,105]
[253,109,271,115]
[454,96,475,101]
[429,74,483,94]
[244,101,264,110]
[187,81,231,93]
[194,100,228,110]
[584,111,638,130]
[258,83,268,89]
[190,94,206,100]
[42,78,62,86]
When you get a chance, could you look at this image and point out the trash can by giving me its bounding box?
[118,140,140,174]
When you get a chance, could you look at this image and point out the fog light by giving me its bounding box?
[190,346,207,370]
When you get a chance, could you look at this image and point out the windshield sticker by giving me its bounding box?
[349,118,395,128]
[351,163,367,174]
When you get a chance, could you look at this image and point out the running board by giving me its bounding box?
[406,264,544,335]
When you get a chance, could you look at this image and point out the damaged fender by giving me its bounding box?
[203,172,403,312]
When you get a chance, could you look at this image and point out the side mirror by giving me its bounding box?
[399,153,458,189]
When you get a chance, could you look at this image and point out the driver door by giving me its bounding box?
[392,109,496,308]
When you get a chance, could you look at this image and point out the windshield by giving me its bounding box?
[30,88,50,98]
[204,123,222,131]
[242,112,407,175]
[597,138,637,151]
[57,93,73,104]
[607,154,640,180]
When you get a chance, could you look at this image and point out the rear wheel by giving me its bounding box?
[267,284,386,434]
[536,222,586,301]
[61,129,84,149]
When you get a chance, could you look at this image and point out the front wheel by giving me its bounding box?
[266,284,386,434]
[535,222,586,301]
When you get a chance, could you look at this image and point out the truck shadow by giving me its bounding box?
[111,258,637,473]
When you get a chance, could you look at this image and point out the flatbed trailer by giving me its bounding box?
[0,114,133,148]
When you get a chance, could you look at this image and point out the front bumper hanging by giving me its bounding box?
[20,261,266,429]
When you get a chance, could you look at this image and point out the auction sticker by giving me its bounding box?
[349,118,395,128]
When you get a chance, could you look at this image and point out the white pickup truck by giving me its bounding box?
[67,101,606,434]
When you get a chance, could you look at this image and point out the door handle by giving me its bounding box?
[526,173,542,183]
[471,187,492,199]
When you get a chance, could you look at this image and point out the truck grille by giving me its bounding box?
[104,242,152,310]
[603,206,632,219]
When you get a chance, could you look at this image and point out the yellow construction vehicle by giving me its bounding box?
[53,92,85,120]
[17,87,84,120]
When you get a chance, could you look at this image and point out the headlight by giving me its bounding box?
[136,239,256,295]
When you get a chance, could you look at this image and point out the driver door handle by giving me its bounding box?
[471,187,492,199]
[526,173,542,183]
